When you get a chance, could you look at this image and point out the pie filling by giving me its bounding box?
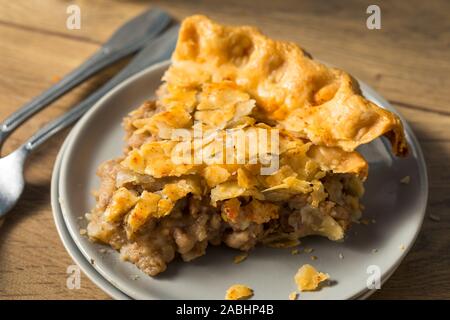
[86,15,408,276]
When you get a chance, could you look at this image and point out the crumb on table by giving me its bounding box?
[429,214,441,222]
[266,239,300,248]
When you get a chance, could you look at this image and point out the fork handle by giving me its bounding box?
[0,48,131,147]
[23,64,131,152]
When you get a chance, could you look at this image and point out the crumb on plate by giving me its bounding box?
[360,218,370,225]
[266,239,300,248]
[400,176,410,184]
[304,248,314,254]
[288,291,298,300]
[225,284,254,300]
[294,264,329,292]
[233,253,248,264]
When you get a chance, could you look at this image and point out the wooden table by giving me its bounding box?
[0,0,449,300]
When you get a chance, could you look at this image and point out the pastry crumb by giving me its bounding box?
[132,275,140,280]
[291,249,300,255]
[79,229,87,235]
[288,291,298,300]
[266,239,300,248]
[429,214,441,222]
[338,253,344,259]
[51,75,61,83]
[225,284,253,300]
[233,253,248,264]
[400,176,410,184]
[99,248,108,254]
[304,248,314,254]
[360,218,370,225]
[399,244,405,251]
[294,264,329,292]
[310,255,318,261]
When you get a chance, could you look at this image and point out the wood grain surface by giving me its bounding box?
[0,0,449,300]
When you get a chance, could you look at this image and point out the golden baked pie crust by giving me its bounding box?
[164,15,408,156]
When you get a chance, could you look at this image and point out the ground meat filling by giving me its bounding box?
[86,99,365,276]
[87,157,362,276]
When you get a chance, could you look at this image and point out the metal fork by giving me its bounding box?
[0,8,171,151]
[0,24,179,218]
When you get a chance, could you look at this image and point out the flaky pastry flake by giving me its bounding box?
[294,264,329,291]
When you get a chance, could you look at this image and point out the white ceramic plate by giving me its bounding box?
[51,128,396,300]
[52,121,399,300]
[56,60,428,299]
[52,135,386,300]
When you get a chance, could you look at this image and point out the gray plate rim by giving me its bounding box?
[51,132,131,300]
